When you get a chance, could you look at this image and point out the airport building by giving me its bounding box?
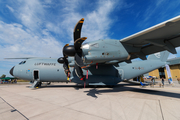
[149,58,180,79]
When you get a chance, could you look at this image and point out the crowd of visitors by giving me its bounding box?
[0,79,17,84]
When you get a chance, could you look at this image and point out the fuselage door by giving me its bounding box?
[33,70,40,80]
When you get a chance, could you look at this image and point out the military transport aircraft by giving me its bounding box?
[8,15,180,88]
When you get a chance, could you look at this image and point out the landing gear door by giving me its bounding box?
[33,70,40,81]
[118,69,124,80]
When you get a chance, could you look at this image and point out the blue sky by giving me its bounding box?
[1,0,180,77]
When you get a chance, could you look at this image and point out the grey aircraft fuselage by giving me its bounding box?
[11,55,165,86]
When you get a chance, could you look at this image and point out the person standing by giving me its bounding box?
[177,78,180,84]
[151,77,155,87]
[162,77,165,87]
[168,78,171,84]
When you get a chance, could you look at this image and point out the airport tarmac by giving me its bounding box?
[0,82,180,120]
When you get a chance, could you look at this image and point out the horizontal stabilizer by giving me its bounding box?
[167,57,180,65]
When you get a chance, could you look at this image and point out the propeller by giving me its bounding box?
[57,44,71,80]
[57,18,87,87]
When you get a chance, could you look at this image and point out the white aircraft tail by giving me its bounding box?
[147,51,169,62]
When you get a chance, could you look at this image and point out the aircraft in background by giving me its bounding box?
[8,15,180,88]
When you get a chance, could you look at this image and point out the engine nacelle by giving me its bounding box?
[82,39,130,64]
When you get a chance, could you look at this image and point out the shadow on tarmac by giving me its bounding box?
[26,83,180,99]
[33,83,139,90]
[84,84,180,99]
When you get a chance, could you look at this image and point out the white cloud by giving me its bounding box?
[16,0,45,31]
[0,21,63,60]
[6,5,14,12]
[6,0,125,45]
[57,0,123,44]
[137,0,180,29]
[155,0,165,6]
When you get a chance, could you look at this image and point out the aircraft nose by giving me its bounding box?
[10,66,15,76]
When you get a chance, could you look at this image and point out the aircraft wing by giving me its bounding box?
[120,15,180,60]
[4,57,52,59]
[4,57,37,59]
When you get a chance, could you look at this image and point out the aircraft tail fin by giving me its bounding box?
[147,51,169,62]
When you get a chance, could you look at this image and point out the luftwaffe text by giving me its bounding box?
[34,63,56,66]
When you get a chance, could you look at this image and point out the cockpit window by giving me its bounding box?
[19,61,26,65]
[90,43,99,48]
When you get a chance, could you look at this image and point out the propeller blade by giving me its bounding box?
[64,44,69,47]
[74,61,86,87]
[74,37,87,67]
[74,63,84,79]
[74,37,87,51]
[75,52,84,67]
[74,18,84,41]
[73,19,87,83]
[63,59,71,79]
